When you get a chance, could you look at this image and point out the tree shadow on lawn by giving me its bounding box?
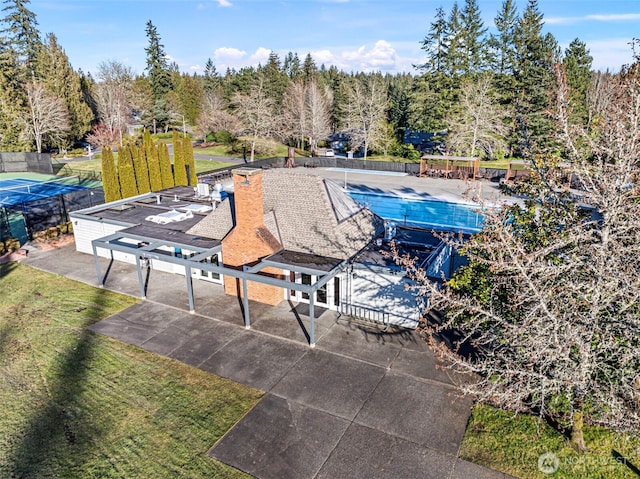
[4,285,114,477]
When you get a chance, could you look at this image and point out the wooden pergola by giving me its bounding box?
[419,155,480,180]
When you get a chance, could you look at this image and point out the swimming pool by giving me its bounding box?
[348,191,484,232]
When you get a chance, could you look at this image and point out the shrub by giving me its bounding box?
[213,130,235,145]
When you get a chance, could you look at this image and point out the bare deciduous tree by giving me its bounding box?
[395,61,640,451]
[280,80,307,149]
[280,79,332,154]
[94,60,134,147]
[197,90,240,138]
[306,80,332,155]
[344,76,387,161]
[21,81,70,153]
[232,77,276,161]
[445,74,509,158]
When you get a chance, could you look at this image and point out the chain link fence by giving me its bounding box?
[0,152,53,174]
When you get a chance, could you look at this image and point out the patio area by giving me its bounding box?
[21,243,512,478]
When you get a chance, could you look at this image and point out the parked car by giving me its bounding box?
[325,149,335,157]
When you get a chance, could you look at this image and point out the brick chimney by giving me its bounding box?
[221,168,284,305]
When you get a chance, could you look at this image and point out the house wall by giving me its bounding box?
[345,264,419,328]
[71,214,223,282]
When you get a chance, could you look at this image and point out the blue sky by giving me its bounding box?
[31,0,640,77]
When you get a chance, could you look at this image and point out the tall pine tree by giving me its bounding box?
[460,0,488,74]
[35,33,93,147]
[1,0,40,69]
[0,41,28,150]
[144,20,171,131]
[512,0,556,154]
[563,38,593,128]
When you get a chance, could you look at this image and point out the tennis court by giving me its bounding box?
[0,177,90,208]
[0,175,104,245]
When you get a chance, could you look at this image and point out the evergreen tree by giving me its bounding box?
[182,136,197,186]
[172,130,187,186]
[144,130,162,191]
[35,33,94,146]
[1,0,40,68]
[117,143,138,198]
[460,0,488,74]
[489,0,519,75]
[283,51,301,79]
[387,74,412,132]
[302,53,318,83]
[101,147,121,202]
[444,2,465,78]
[0,41,28,150]
[144,20,171,99]
[132,142,151,194]
[563,38,593,127]
[159,141,174,189]
[512,0,556,154]
[260,52,288,106]
[320,65,346,132]
[203,58,220,93]
[176,73,203,126]
[418,6,448,75]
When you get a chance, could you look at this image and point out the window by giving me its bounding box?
[301,273,311,300]
[317,281,327,304]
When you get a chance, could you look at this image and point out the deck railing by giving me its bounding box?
[339,302,391,331]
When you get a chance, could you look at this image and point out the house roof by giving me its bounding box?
[187,170,383,260]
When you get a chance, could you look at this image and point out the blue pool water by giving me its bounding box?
[348,191,484,232]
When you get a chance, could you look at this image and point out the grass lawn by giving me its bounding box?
[461,403,640,478]
[194,143,290,160]
[0,263,262,478]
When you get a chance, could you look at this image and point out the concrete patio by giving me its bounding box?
[20,242,513,478]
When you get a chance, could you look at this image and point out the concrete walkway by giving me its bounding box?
[21,243,512,479]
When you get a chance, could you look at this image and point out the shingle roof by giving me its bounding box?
[187,170,382,260]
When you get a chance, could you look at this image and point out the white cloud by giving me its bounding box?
[214,47,246,59]
[218,0,232,7]
[547,12,640,25]
[209,41,420,75]
[249,47,272,65]
[586,38,634,72]
[190,64,202,71]
[587,13,640,22]
[336,40,399,72]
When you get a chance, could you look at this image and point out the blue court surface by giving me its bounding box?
[0,177,89,207]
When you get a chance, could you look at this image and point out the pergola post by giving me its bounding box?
[242,278,250,329]
[135,256,146,299]
[92,243,103,286]
[185,266,195,313]
[309,294,315,347]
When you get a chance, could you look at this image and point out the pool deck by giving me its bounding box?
[283,166,515,207]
